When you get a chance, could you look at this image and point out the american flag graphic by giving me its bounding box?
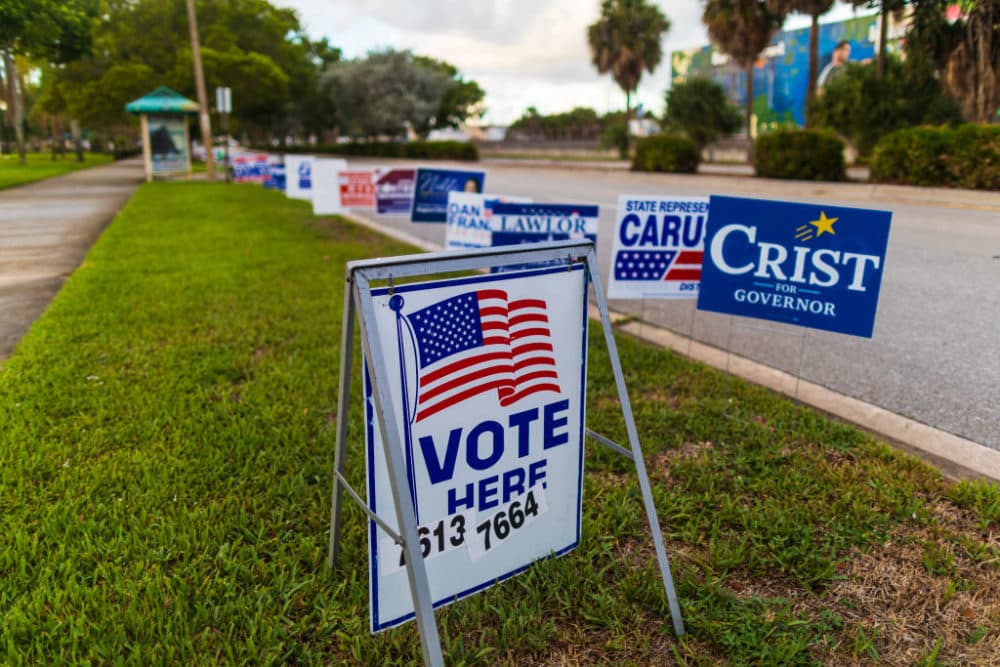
[407,289,560,422]
[613,249,704,282]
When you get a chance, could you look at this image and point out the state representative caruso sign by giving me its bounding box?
[697,195,891,338]
[364,264,588,631]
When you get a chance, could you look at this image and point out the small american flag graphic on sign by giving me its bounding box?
[407,289,560,422]
[613,250,703,282]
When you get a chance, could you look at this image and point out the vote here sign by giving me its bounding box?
[607,195,708,299]
[364,264,587,632]
[697,196,891,337]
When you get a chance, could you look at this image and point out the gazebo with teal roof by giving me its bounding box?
[126,86,198,182]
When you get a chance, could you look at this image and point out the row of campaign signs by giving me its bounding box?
[240,151,892,340]
[244,150,894,635]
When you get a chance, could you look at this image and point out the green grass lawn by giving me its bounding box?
[1,183,997,665]
[0,152,115,190]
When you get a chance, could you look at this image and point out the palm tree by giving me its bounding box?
[587,0,670,154]
[850,0,907,77]
[702,0,785,155]
[768,0,834,119]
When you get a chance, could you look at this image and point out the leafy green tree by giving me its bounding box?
[808,57,962,156]
[1,0,97,162]
[663,77,743,152]
[323,50,453,139]
[413,56,486,136]
[587,0,671,154]
[702,0,785,155]
[767,0,834,116]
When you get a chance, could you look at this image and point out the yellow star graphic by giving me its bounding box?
[810,211,838,237]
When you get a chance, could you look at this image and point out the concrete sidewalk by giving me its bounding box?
[0,158,144,362]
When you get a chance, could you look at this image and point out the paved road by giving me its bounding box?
[0,158,144,362]
[350,160,1000,453]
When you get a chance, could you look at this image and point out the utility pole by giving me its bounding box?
[185,0,216,180]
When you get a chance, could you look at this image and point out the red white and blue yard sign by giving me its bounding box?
[364,265,588,632]
[607,195,708,299]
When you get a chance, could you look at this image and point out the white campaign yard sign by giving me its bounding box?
[284,154,316,201]
[310,158,350,214]
[444,192,532,251]
[364,265,588,632]
[607,195,709,299]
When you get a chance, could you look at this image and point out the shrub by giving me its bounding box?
[808,57,962,157]
[753,129,846,181]
[663,77,743,152]
[275,140,478,161]
[631,134,699,173]
[869,124,1000,189]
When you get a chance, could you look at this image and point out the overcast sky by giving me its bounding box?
[273,1,872,125]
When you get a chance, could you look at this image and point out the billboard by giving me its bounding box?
[671,13,906,128]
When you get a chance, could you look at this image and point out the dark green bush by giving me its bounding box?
[631,134,699,173]
[869,124,1000,189]
[275,140,478,161]
[753,129,846,181]
[808,57,962,157]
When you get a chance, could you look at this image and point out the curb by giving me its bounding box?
[341,211,999,483]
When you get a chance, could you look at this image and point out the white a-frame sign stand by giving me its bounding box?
[328,240,684,665]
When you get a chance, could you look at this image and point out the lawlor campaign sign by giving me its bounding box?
[411,168,486,223]
[697,195,891,338]
[607,195,708,299]
[376,168,416,215]
[310,158,350,214]
[364,264,587,631]
[489,202,598,271]
[339,170,376,209]
[284,154,315,201]
[445,192,532,251]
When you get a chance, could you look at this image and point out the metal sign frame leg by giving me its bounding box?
[352,273,446,667]
[585,252,686,638]
[328,276,356,569]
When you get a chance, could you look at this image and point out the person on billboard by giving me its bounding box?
[817,40,852,91]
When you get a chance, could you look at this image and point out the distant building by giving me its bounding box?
[671,12,908,132]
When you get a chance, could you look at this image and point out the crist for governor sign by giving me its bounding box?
[697,195,891,338]
[364,264,587,631]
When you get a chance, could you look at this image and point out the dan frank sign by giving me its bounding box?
[364,265,588,631]
[697,195,891,338]
[608,195,708,300]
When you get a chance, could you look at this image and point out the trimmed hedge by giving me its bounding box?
[869,124,1000,189]
[753,129,846,181]
[277,140,478,161]
[631,134,699,173]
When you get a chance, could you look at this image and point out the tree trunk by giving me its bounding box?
[878,4,889,78]
[623,88,631,158]
[745,61,754,162]
[3,49,25,165]
[186,0,216,180]
[806,13,820,125]
[71,119,84,162]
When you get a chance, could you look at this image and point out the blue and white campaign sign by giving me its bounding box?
[607,195,708,300]
[284,154,315,201]
[445,192,532,251]
[364,264,588,631]
[376,168,416,215]
[697,195,891,338]
[263,161,285,191]
[310,158,350,214]
[411,168,486,223]
[488,202,599,272]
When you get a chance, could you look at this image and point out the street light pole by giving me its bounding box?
[185,0,216,180]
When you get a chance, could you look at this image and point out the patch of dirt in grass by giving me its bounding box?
[824,501,1000,665]
[649,442,714,483]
